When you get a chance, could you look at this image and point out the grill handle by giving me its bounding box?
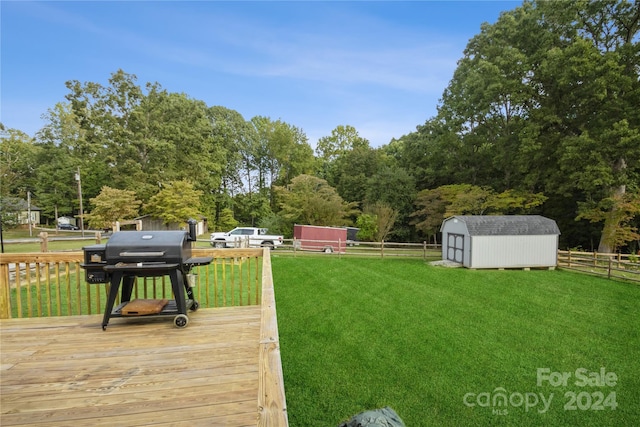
[119,251,166,257]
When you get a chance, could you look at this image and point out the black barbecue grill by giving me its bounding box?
[81,220,212,330]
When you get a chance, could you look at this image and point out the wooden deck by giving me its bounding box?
[0,306,264,426]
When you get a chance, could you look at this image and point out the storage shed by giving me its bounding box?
[440,215,560,269]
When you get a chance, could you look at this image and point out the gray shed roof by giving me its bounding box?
[442,215,560,236]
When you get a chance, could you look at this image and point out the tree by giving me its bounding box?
[412,184,547,241]
[64,70,225,206]
[208,106,254,222]
[85,186,142,230]
[577,190,640,253]
[329,144,381,205]
[34,103,87,221]
[316,125,370,182]
[411,187,448,244]
[214,208,238,232]
[274,174,357,227]
[0,196,23,229]
[355,213,377,242]
[401,0,639,251]
[145,180,203,226]
[364,202,398,242]
[0,128,40,198]
[316,125,369,162]
[249,116,315,206]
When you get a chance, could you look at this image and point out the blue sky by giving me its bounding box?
[2,1,521,148]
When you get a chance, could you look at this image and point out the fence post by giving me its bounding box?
[423,241,427,261]
[381,241,384,259]
[608,257,612,279]
[39,231,48,252]
[567,249,572,268]
[593,251,598,267]
[95,231,102,244]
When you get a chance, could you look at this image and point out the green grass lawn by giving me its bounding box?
[271,256,640,427]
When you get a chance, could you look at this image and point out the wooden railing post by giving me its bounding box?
[39,232,48,252]
[0,263,10,319]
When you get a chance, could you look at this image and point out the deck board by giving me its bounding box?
[1,306,262,427]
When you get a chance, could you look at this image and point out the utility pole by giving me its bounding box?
[75,167,85,237]
[27,190,32,237]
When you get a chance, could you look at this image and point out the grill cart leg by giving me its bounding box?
[102,271,124,330]
[170,270,187,315]
[121,276,135,303]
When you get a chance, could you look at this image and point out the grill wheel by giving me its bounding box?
[174,314,189,328]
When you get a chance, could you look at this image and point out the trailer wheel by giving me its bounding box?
[174,314,189,328]
[262,241,274,250]
[323,247,334,254]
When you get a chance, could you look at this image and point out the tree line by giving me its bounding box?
[1,0,639,253]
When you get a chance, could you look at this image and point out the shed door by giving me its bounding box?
[446,233,464,263]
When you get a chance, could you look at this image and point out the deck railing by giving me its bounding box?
[0,247,288,426]
[0,248,264,320]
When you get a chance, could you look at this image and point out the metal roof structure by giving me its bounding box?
[441,215,560,236]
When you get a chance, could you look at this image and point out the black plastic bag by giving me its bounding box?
[338,406,406,427]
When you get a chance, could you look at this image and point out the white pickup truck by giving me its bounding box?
[210,227,283,249]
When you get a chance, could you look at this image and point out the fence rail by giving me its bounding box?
[557,250,640,283]
[0,248,264,319]
[280,238,442,260]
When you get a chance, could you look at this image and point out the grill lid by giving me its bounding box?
[105,230,192,264]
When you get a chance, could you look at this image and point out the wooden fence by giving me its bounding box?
[0,248,264,319]
[280,238,442,260]
[557,250,640,283]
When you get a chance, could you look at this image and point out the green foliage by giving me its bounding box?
[144,180,203,226]
[577,190,640,252]
[0,128,40,198]
[0,196,23,228]
[364,201,398,242]
[412,184,547,239]
[213,208,238,232]
[315,124,369,163]
[355,213,377,242]
[398,0,640,249]
[275,174,358,227]
[85,186,142,230]
[257,212,288,236]
[232,193,273,227]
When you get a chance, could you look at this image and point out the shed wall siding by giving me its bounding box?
[470,235,558,268]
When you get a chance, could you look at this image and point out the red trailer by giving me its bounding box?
[293,224,347,254]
